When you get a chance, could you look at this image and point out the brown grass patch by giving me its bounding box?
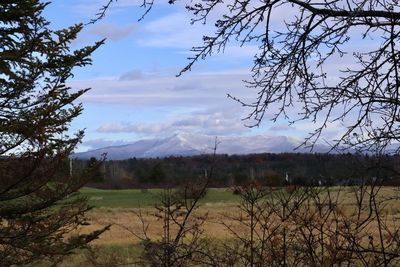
[78,187,400,246]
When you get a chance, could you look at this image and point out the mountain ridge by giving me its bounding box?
[75,133,329,160]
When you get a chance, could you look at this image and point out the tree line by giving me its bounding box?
[82,153,400,189]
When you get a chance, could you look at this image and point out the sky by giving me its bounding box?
[44,0,342,152]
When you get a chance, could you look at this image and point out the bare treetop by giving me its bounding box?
[97,0,400,153]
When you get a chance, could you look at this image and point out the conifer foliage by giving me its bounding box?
[0,1,106,265]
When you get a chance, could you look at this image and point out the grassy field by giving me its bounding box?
[31,188,241,266]
[32,186,400,266]
[78,186,400,245]
[80,187,241,208]
[74,187,242,250]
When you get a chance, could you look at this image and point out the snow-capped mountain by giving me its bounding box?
[75,133,329,160]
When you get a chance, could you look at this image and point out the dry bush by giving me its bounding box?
[138,184,209,267]
[215,183,400,267]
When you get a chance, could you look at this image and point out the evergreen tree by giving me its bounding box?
[0,1,106,265]
[88,157,105,183]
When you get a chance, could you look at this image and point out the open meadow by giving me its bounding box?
[36,188,242,266]
[31,186,400,266]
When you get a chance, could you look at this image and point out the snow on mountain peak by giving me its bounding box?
[75,133,327,160]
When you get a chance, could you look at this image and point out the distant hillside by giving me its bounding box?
[75,133,330,160]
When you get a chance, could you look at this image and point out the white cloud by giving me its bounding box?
[69,55,370,145]
[139,12,210,49]
[97,107,251,136]
[119,69,145,81]
[269,125,297,132]
[89,22,137,41]
[70,63,359,142]
[82,138,131,149]
[74,0,144,17]
[70,69,257,108]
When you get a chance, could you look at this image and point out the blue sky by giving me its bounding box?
[44,1,343,152]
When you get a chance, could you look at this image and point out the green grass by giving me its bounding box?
[80,187,240,208]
